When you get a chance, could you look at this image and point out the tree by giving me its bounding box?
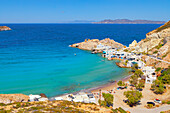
[160,68,170,85]
[134,70,144,78]
[98,99,107,107]
[129,75,138,86]
[156,67,162,72]
[161,74,170,84]
[117,81,125,86]
[102,93,114,107]
[124,90,142,106]
[151,80,165,94]
[131,64,138,70]
[136,81,144,90]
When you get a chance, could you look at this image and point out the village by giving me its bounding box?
[48,42,169,112]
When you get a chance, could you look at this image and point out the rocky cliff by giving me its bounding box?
[71,38,125,50]
[127,21,170,67]
[0,26,11,31]
[128,21,170,53]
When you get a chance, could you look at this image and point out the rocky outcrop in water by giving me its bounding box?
[0,26,11,31]
[71,38,125,50]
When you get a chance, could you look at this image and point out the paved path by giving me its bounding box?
[145,55,170,64]
[123,105,170,113]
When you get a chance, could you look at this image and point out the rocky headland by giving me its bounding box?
[70,38,125,50]
[127,21,170,68]
[0,26,11,31]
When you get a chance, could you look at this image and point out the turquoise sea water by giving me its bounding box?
[0,24,162,97]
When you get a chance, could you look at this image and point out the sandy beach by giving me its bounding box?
[90,74,131,93]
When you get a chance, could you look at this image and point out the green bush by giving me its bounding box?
[167,101,170,104]
[162,101,166,104]
[118,107,127,113]
[124,90,142,106]
[156,67,161,72]
[134,70,144,77]
[98,99,107,107]
[112,109,118,113]
[117,81,125,86]
[102,93,113,107]
[0,103,6,106]
[153,50,158,54]
[156,44,163,49]
[160,111,165,113]
[129,74,138,86]
[147,104,153,108]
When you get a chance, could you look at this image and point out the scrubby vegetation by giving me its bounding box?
[0,100,105,113]
[112,107,127,113]
[156,67,162,72]
[151,68,170,94]
[154,21,170,32]
[117,80,125,86]
[98,93,113,107]
[124,90,142,107]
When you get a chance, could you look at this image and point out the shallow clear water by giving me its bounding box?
[0,24,162,97]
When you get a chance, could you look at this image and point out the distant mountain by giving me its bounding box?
[70,20,95,23]
[93,19,165,24]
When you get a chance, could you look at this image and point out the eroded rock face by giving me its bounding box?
[129,40,137,47]
[130,21,170,53]
[0,26,11,31]
[71,38,124,50]
[146,21,170,39]
[0,94,29,104]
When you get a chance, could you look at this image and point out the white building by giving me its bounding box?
[96,43,111,50]
[55,92,96,104]
[29,94,41,102]
[142,66,156,84]
[136,61,145,69]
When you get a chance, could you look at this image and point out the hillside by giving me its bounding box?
[0,100,113,113]
[127,20,170,68]
[93,19,165,24]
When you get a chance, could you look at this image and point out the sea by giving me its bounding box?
[0,24,162,97]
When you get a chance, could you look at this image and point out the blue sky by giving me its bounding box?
[0,0,170,23]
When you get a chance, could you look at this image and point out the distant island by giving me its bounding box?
[92,19,165,24]
[0,26,11,31]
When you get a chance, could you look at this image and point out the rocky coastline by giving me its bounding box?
[1,21,170,113]
[70,38,125,51]
[0,26,11,31]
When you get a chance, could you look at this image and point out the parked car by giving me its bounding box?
[117,87,125,90]
[147,102,155,106]
[157,57,162,60]
[123,99,129,103]
[136,88,143,91]
[154,99,162,104]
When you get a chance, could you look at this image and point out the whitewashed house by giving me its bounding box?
[136,61,145,69]
[96,43,111,50]
[142,66,156,84]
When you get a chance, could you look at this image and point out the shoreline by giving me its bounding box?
[88,74,131,92]
[51,73,132,100]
